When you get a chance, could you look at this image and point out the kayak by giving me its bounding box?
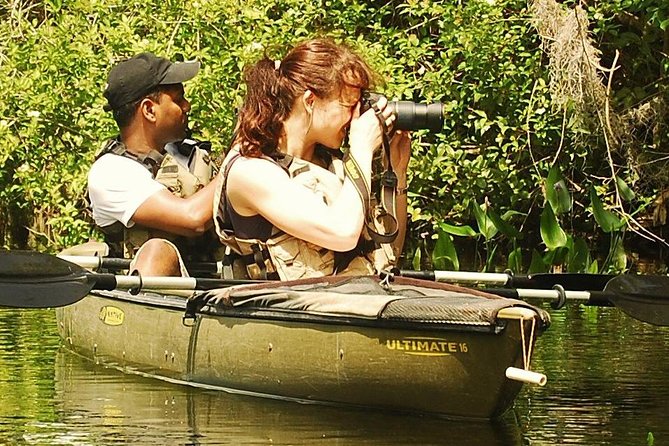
[55,270,550,420]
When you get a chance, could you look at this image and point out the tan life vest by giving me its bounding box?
[95,138,220,261]
[213,151,393,281]
[285,155,397,275]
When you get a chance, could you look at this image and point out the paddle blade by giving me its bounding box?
[0,251,94,308]
[604,275,669,326]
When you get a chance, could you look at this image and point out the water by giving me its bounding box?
[0,304,668,445]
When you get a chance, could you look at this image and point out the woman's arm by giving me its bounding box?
[228,101,393,251]
[227,156,368,251]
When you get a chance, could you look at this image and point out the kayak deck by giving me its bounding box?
[194,275,549,329]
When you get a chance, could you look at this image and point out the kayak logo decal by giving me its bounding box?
[386,337,468,356]
[99,306,125,326]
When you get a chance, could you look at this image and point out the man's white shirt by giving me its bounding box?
[87,143,193,228]
[88,154,166,228]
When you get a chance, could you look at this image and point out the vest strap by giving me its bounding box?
[96,138,165,177]
[365,130,400,245]
[343,153,371,213]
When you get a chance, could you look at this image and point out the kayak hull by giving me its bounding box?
[56,277,548,419]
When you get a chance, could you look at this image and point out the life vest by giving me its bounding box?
[94,137,220,261]
[213,150,394,281]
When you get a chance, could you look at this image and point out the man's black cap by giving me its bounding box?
[103,52,200,112]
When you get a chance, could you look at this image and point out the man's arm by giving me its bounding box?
[131,176,218,237]
[88,154,218,237]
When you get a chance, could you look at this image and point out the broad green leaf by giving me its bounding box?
[545,165,572,214]
[470,201,498,241]
[507,247,523,274]
[432,230,459,271]
[487,208,523,240]
[615,176,635,202]
[438,222,477,237]
[543,246,569,266]
[540,205,568,249]
[484,244,499,272]
[569,236,591,272]
[411,245,422,271]
[587,259,599,274]
[590,187,624,233]
[501,210,526,220]
[528,249,549,273]
[607,235,628,272]
[612,240,627,271]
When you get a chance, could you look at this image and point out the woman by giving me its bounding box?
[215,38,410,280]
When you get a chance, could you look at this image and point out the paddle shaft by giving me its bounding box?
[91,273,261,292]
[59,255,616,307]
[397,269,615,291]
[58,255,223,275]
[486,287,613,308]
[61,255,616,292]
[92,272,613,308]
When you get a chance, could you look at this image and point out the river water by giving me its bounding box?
[0,303,668,445]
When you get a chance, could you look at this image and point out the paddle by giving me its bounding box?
[57,254,223,275]
[486,276,669,327]
[396,269,615,291]
[0,251,257,308]
[602,275,669,327]
[2,251,668,326]
[61,255,616,291]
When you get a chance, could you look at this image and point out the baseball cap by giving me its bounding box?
[103,52,200,111]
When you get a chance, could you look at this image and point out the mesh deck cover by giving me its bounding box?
[205,276,539,326]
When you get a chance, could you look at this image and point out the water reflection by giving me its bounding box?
[53,351,523,445]
[0,309,58,444]
[3,302,669,445]
[514,303,669,445]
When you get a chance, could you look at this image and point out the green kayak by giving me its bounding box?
[56,272,549,420]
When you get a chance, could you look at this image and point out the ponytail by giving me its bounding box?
[235,39,375,157]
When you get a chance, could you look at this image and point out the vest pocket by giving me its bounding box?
[268,236,334,280]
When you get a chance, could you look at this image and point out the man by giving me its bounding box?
[88,52,220,276]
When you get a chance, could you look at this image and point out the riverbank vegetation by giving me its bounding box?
[0,0,667,273]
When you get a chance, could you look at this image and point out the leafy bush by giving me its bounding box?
[0,0,666,274]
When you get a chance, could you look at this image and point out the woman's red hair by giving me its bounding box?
[235,38,375,157]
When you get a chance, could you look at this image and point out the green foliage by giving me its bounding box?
[432,230,458,271]
[507,246,523,273]
[0,0,666,273]
[590,186,625,233]
[540,205,567,250]
[615,175,636,202]
[546,165,572,214]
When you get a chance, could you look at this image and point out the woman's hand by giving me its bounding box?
[348,96,395,159]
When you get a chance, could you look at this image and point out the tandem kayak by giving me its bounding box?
[55,271,550,420]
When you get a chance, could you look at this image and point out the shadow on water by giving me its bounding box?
[51,350,523,446]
